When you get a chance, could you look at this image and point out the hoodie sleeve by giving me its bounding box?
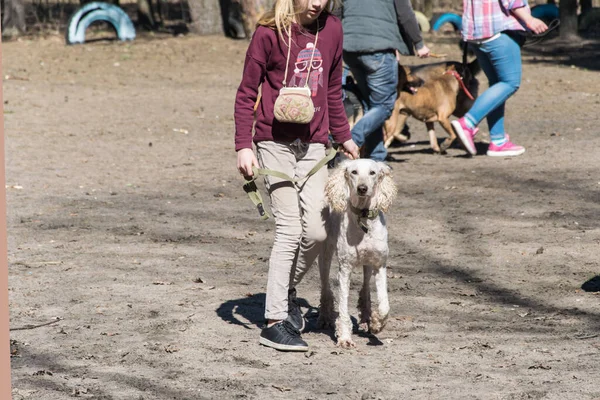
[234,28,273,152]
[327,21,352,144]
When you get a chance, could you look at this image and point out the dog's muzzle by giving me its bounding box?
[357,184,368,196]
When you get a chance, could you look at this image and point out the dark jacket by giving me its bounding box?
[340,0,424,55]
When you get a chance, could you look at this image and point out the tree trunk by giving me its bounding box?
[239,0,272,37]
[559,0,579,38]
[187,0,224,34]
[138,0,157,30]
[580,0,592,16]
[2,0,26,37]
[422,0,434,19]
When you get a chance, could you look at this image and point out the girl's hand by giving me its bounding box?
[341,139,360,160]
[526,17,548,34]
[237,148,259,178]
[512,8,548,34]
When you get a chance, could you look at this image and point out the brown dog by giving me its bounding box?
[383,60,480,154]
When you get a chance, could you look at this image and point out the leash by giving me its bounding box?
[522,19,561,47]
[444,70,475,100]
[243,147,338,220]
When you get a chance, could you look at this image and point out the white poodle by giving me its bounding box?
[318,159,397,348]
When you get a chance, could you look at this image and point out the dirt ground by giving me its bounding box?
[3,29,600,400]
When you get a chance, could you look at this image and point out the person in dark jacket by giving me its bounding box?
[341,0,430,161]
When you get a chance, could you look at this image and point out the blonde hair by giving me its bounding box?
[257,0,339,38]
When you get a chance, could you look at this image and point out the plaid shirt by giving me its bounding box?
[461,0,528,40]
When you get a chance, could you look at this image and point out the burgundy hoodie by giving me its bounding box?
[234,13,351,152]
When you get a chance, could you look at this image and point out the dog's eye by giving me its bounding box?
[351,170,358,175]
[369,170,376,176]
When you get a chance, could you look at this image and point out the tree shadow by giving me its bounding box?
[11,347,215,399]
[523,37,600,71]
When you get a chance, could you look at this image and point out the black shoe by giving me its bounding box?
[286,288,305,332]
[259,320,308,352]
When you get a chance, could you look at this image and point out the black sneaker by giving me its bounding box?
[259,320,308,352]
[286,288,305,332]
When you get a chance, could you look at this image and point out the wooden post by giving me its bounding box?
[0,20,14,400]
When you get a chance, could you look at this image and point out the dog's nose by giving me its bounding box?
[357,184,368,195]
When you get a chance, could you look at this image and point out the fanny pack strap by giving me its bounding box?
[243,146,337,220]
[282,20,319,89]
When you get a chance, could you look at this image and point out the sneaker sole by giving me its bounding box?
[451,120,476,156]
[259,337,309,352]
[487,148,526,157]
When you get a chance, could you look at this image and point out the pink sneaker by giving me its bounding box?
[451,118,478,155]
[486,136,526,157]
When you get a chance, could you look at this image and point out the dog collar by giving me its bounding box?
[349,205,379,233]
[444,70,475,100]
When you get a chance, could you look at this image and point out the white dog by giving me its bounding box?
[318,159,397,348]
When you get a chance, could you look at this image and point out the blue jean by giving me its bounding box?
[343,51,398,161]
[466,33,522,143]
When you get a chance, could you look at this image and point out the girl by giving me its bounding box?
[451,0,548,157]
[234,0,359,351]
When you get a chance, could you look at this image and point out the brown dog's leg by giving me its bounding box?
[384,111,409,148]
[438,117,457,153]
[383,99,401,147]
[425,122,441,153]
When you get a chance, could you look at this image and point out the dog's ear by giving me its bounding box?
[325,161,350,213]
[467,58,481,76]
[375,163,397,213]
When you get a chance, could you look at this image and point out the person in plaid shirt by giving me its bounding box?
[451,0,548,157]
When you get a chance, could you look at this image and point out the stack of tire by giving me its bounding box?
[66,2,136,45]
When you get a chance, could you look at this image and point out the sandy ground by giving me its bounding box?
[3,30,600,400]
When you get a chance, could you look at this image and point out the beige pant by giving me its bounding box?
[256,140,328,321]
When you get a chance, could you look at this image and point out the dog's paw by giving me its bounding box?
[336,338,356,349]
[439,140,452,154]
[368,311,388,334]
[358,321,370,332]
[317,314,335,330]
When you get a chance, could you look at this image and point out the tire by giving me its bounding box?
[414,11,431,33]
[66,2,135,45]
[431,13,462,32]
